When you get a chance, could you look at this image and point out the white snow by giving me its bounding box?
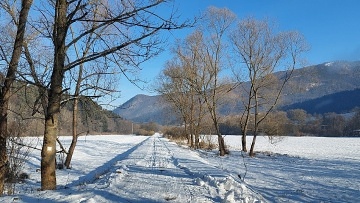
[325,62,334,66]
[305,82,321,91]
[1,134,359,203]
[220,135,360,202]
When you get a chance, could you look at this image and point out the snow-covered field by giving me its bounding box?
[0,134,359,203]
[222,136,360,202]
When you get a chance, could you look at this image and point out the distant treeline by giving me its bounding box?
[8,81,135,136]
[218,108,360,137]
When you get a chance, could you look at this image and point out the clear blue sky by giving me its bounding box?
[111,0,360,108]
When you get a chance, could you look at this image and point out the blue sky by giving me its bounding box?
[112,0,360,108]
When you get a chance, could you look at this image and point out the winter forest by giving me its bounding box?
[0,0,359,202]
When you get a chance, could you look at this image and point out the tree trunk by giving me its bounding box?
[0,90,10,195]
[249,93,259,157]
[41,0,67,190]
[0,0,33,195]
[41,64,64,190]
[249,135,257,157]
[41,111,59,190]
[190,133,194,148]
[241,89,253,152]
[64,137,77,169]
[64,97,78,168]
[241,121,248,152]
[213,117,226,156]
[194,133,199,149]
[241,132,247,152]
[210,105,226,155]
[64,52,84,168]
[217,135,226,156]
[195,97,203,149]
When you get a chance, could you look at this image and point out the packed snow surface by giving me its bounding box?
[1,134,359,203]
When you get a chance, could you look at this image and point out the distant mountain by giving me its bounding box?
[113,61,360,124]
[113,94,175,124]
[282,88,360,114]
[281,61,360,105]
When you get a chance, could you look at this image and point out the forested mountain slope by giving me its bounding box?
[114,61,360,124]
[9,82,131,136]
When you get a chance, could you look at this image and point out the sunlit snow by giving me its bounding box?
[325,62,334,66]
[1,134,359,203]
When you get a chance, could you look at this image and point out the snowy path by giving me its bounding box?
[72,134,263,202]
[3,134,358,202]
[100,135,214,202]
[4,134,263,203]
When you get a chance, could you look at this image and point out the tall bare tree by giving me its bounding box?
[195,7,236,156]
[19,3,119,170]
[63,22,119,169]
[158,7,236,155]
[230,17,308,156]
[157,62,194,146]
[0,0,33,195]
[157,35,207,148]
[33,0,189,190]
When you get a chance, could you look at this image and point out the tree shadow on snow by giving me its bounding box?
[65,137,151,188]
[239,152,360,203]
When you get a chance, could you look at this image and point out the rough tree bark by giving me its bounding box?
[0,0,33,195]
[41,0,67,190]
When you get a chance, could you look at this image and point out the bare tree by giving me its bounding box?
[287,109,308,136]
[159,7,236,155]
[0,0,33,195]
[157,35,207,148]
[157,62,194,146]
[195,7,236,156]
[20,9,119,170]
[230,17,308,156]
[31,0,190,190]
[63,21,120,169]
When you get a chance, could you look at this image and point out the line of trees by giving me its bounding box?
[156,8,308,156]
[219,108,360,137]
[0,0,190,195]
[157,7,237,156]
[163,107,360,148]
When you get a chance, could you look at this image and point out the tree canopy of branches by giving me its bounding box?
[34,0,189,191]
[157,32,208,148]
[230,17,308,156]
[158,14,308,157]
[157,7,236,156]
[0,0,190,191]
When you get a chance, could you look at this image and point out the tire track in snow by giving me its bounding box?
[151,135,209,202]
[155,136,208,202]
[70,134,263,203]
[105,134,215,203]
[66,136,151,188]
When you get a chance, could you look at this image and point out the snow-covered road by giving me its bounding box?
[97,135,215,202]
[3,134,263,203]
[3,134,357,202]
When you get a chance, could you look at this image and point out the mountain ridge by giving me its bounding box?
[113,61,360,124]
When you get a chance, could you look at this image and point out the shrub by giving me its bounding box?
[5,122,33,194]
[135,129,155,136]
[163,126,186,139]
